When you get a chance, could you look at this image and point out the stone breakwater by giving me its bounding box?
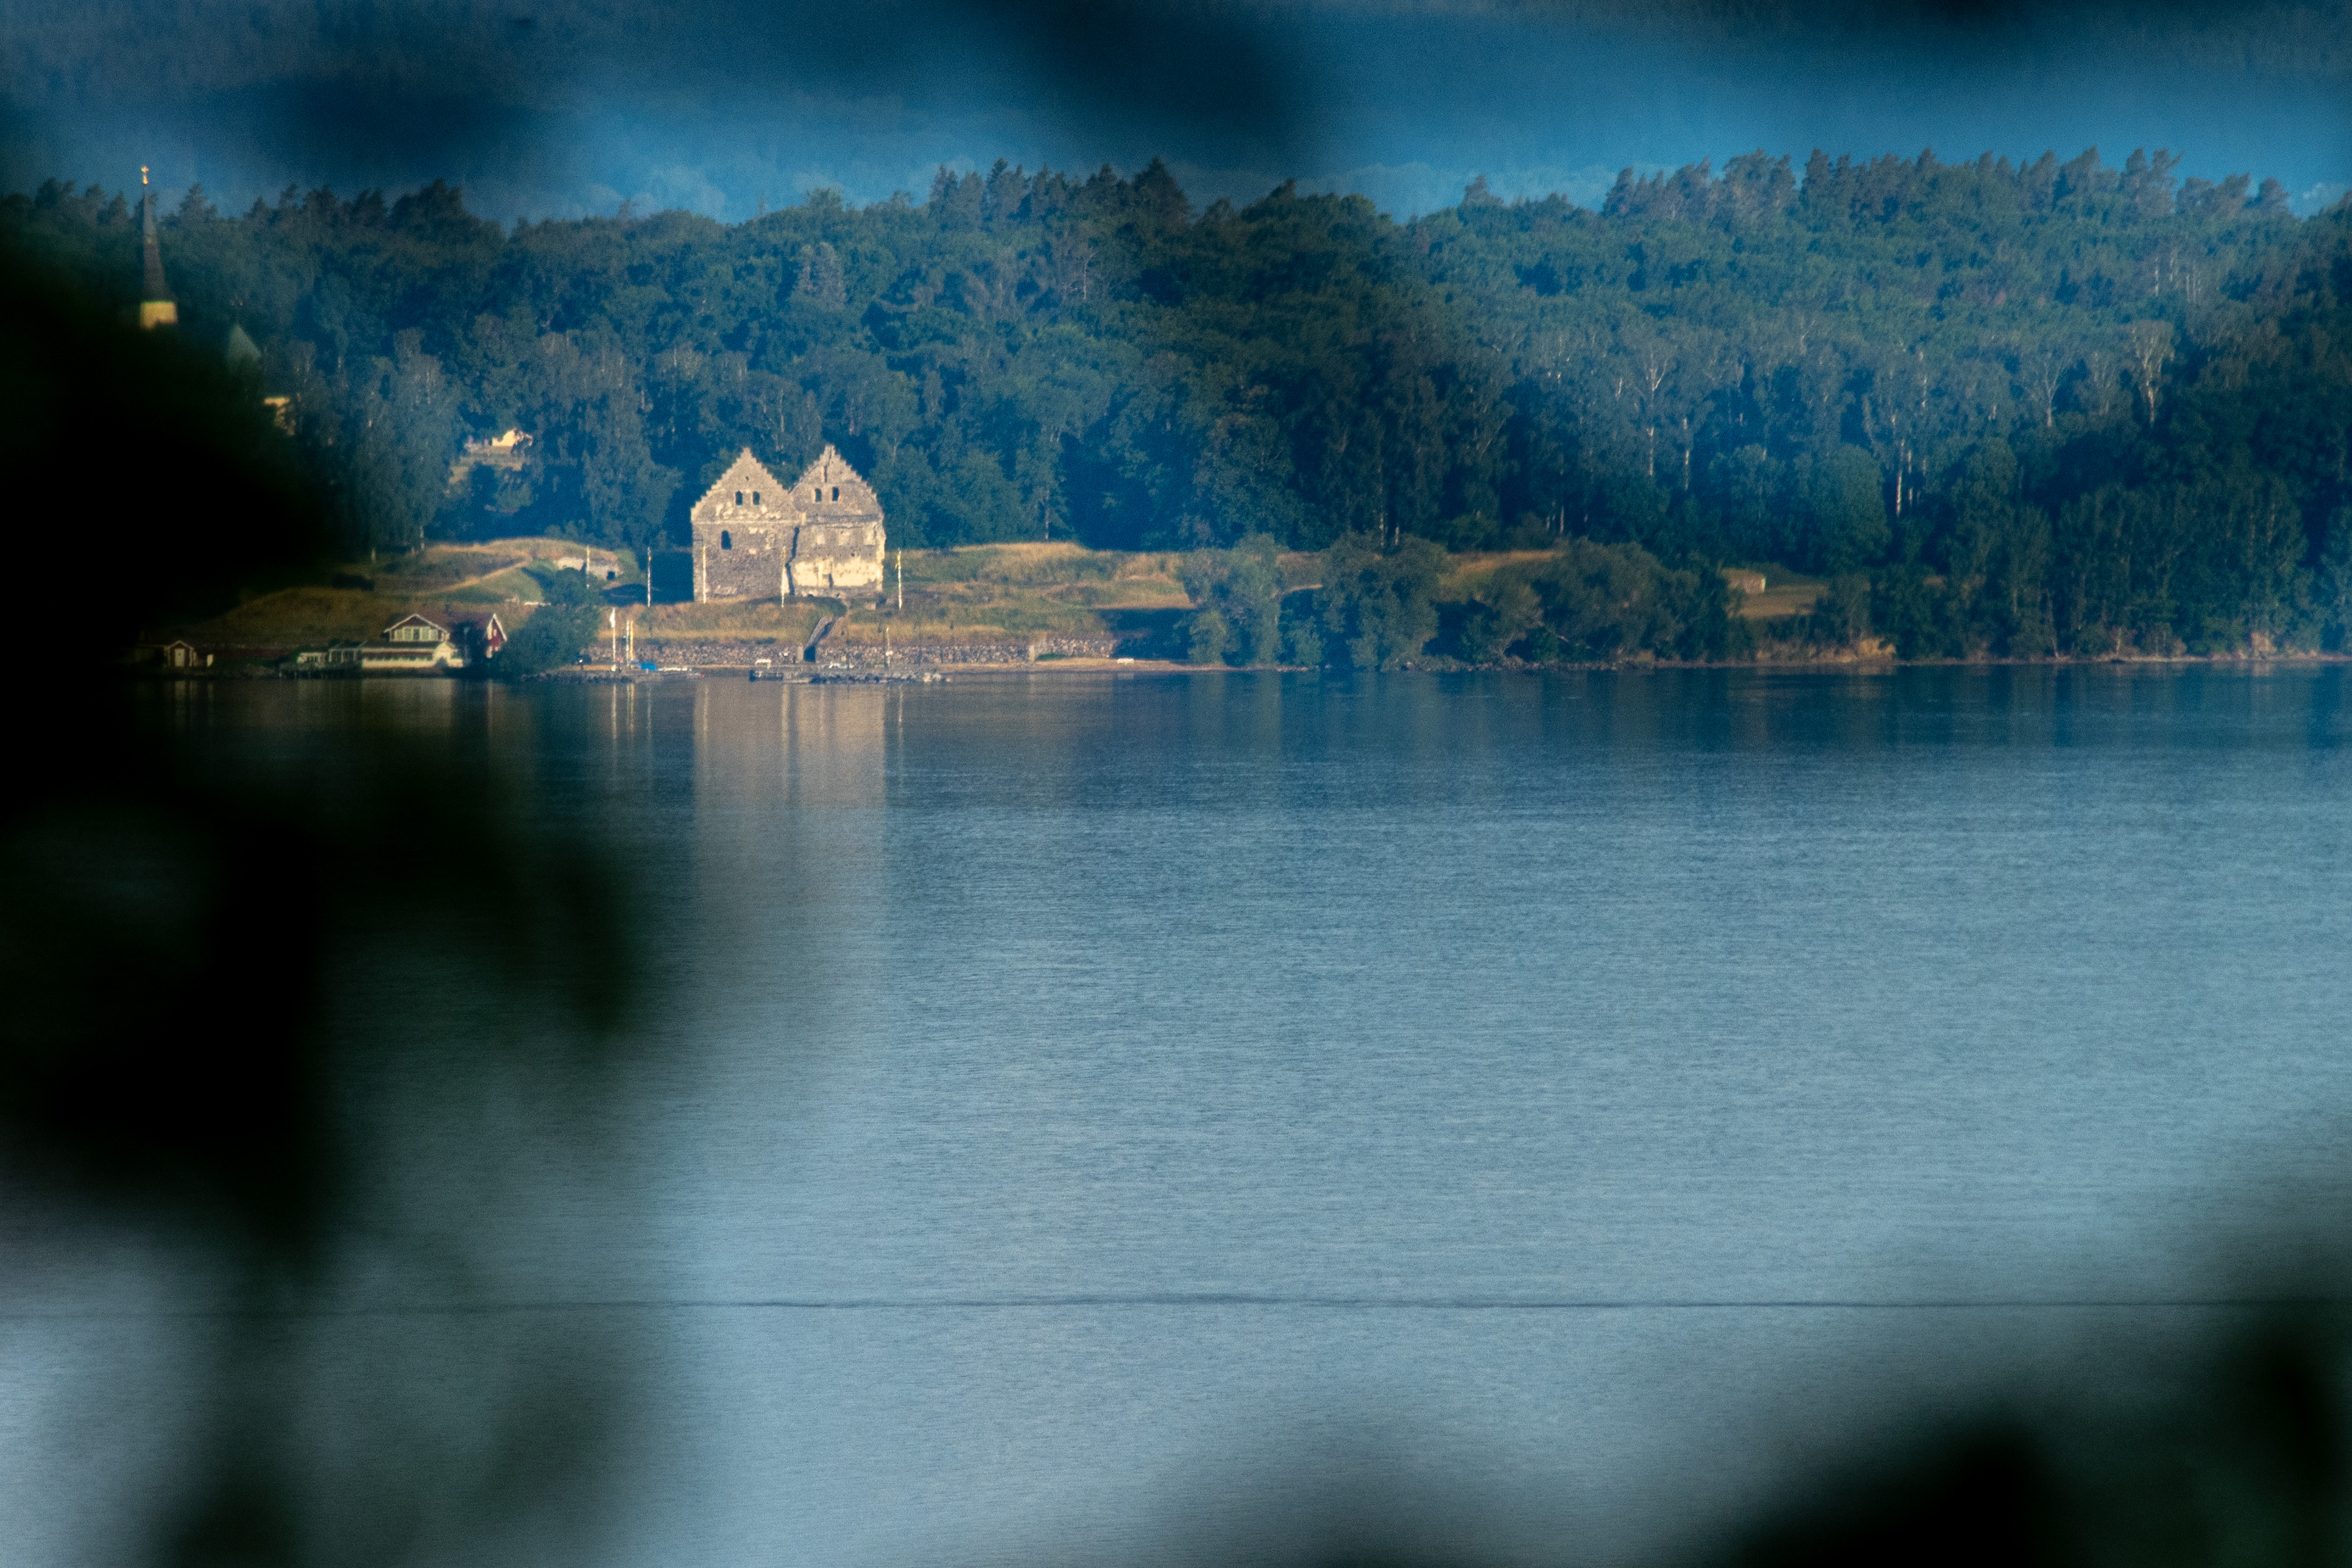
[630,635,1131,668]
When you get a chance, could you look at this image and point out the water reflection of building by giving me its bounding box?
[693,679,891,812]
[682,683,894,1021]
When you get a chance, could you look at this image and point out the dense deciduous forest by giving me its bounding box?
[10,146,2352,658]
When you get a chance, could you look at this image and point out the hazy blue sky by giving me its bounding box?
[4,0,2346,221]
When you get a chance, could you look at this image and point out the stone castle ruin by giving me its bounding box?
[690,446,885,601]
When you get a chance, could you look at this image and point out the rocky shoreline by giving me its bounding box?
[626,635,1131,669]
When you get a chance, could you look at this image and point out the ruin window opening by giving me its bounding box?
[752,491,760,504]
[735,490,744,506]
[831,486,839,501]
[721,530,732,549]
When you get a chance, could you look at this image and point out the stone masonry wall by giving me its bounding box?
[699,525,796,599]
[782,445,885,593]
[690,450,801,601]
[690,446,887,601]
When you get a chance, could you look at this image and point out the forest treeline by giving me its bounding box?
[9,147,2352,659]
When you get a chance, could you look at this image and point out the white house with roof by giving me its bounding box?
[295,611,510,674]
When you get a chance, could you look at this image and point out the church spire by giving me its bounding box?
[138,166,177,329]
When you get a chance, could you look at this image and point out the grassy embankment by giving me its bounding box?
[1726,568,1825,621]
[592,542,1196,660]
[188,539,1195,660]
[188,540,616,649]
[1438,554,1824,624]
[808,543,1190,658]
[190,537,1823,663]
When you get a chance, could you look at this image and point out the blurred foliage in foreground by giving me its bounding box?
[0,244,638,1566]
[4,227,2351,1568]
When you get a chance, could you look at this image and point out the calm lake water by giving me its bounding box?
[12,668,2352,1567]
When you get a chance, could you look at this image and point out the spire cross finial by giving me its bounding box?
[141,166,149,185]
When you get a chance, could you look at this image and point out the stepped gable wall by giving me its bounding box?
[691,450,798,600]
[690,445,886,601]
[783,445,886,595]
